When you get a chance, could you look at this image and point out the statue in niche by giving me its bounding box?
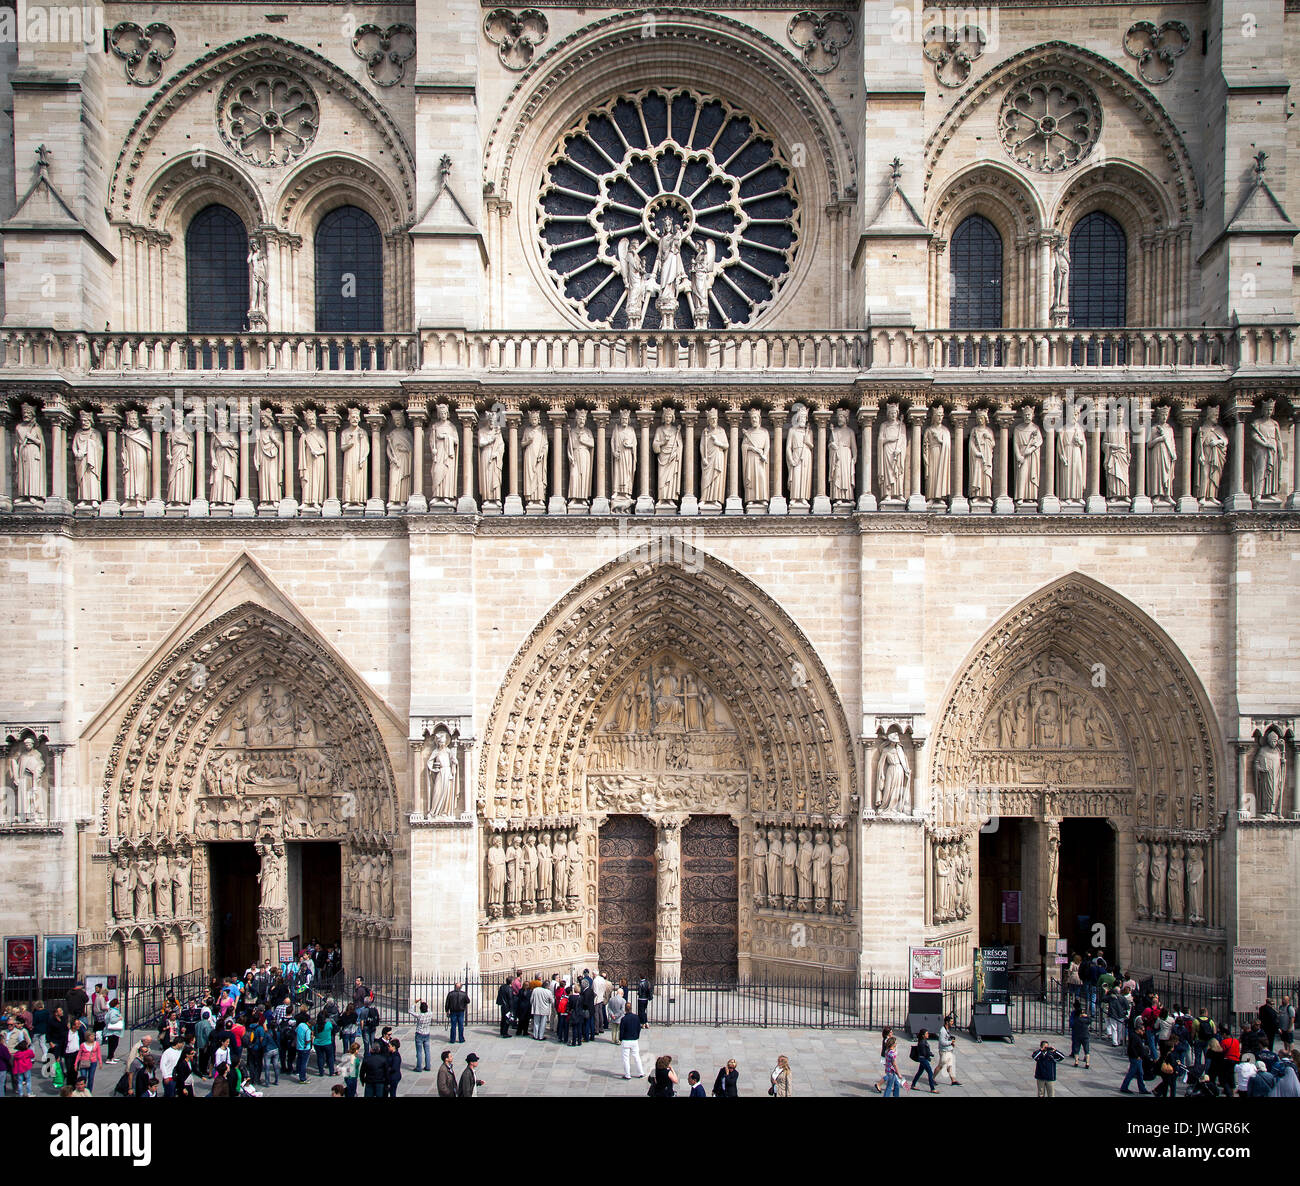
[552,831,569,903]
[1103,402,1130,499]
[248,240,269,318]
[429,404,459,502]
[133,855,154,918]
[795,829,813,906]
[741,409,769,503]
[935,842,952,919]
[298,409,327,506]
[209,407,238,503]
[1050,238,1069,314]
[8,735,46,821]
[505,834,522,914]
[617,236,652,328]
[121,408,151,505]
[786,405,813,503]
[1046,831,1059,927]
[380,853,394,917]
[812,830,831,908]
[1147,405,1176,502]
[253,408,282,504]
[1196,405,1228,502]
[652,406,682,503]
[478,410,504,504]
[923,405,951,502]
[699,407,728,504]
[956,844,971,918]
[566,832,582,903]
[876,729,911,813]
[968,407,994,499]
[652,217,689,324]
[1058,402,1086,501]
[687,237,716,327]
[1012,405,1042,501]
[829,407,857,502]
[1248,397,1283,500]
[521,834,538,909]
[71,410,103,504]
[386,408,413,504]
[764,828,781,905]
[154,852,172,917]
[173,850,192,917]
[1149,841,1167,918]
[780,829,797,903]
[112,852,133,919]
[424,731,458,817]
[753,827,768,903]
[877,403,907,501]
[1254,729,1284,816]
[656,833,680,903]
[830,831,849,913]
[1167,843,1185,924]
[1186,844,1204,924]
[567,408,594,502]
[340,407,369,504]
[167,423,193,505]
[537,830,553,909]
[522,410,548,505]
[13,403,46,501]
[610,408,636,504]
[486,834,506,916]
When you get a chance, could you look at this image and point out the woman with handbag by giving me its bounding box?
[770,1054,792,1097]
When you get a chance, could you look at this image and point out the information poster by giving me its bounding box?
[909,946,943,992]
[278,940,296,965]
[1232,946,1267,1012]
[4,936,36,978]
[1000,891,1021,925]
[974,945,1011,1014]
[84,974,119,998]
[143,941,162,967]
[43,934,77,978]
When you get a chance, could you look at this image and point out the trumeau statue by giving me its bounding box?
[1248,397,1283,500]
[121,408,151,505]
[829,407,857,502]
[210,408,238,503]
[786,404,813,503]
[424,730,458,816]
[522,409,548,505]
[876,729,911,813]
[699,407,728,504]
[430,403,459,502]
[167,424,193,505]
[298,408,327,506]
[253,408,282,504]
[611,408,636,505]
[478,410,505,504]
[1147,404,1176,502]
[968,408,994,499]
[1103,403,1131,499]
[341,406,369,504]
[922,405,951,502]
[741,408,770,503]
[652,406,682,503]
[567,408,594,502]
[877,403,907,501]
[1058,402,1086,502]
[71,410,103,504]
[386,408,413,504]
[1196,405,1228,502]
[13,403,46,502]
[1254,729,1284,816]
[1012,405,1042,502]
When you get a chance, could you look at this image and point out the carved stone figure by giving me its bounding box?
[1167,843,1185,923]
[424,731,457,816]
[133,856,154,918]
[522,410,548,505]
[652,406,682,503]
[380,853,394,917]
[742,408,770,503]
[567,408,594,501]
[829,407,857,502]
[257,839,288,910]
[426,404,457,502]
[298,409,327,506]
[1149,841,1167,918]
[764,828,781,906]
[340,407,369,504]
[1103,404,1131,499]
[386,408,413,504]
[1051,237,1070,313]
[687,237,716,327]
[1186,843,1204,924]
[154,852,172,917]
[877,403,907,501]
[121,408,151,505]
[795,828,813,906]
[13,403,47,502]
[812,830,831,908]
[611,408,636,503]
[780,829,797,901]
[71,410,103,504]
[923,405,951,501]
[1196,405,1228,501]
[565,832,582,903]
[753,827,768,904]
[699,407,728,504]
[1147,404,1176,501]
[552,831,569,902]
[1013,405,1043,501]
[478,410,504,504]
[9,736,45,821]
[1058,403,1086,501]
[505,833,522,912]
[1046,829,1059,926]
[1248,397,1283,500]
[968,408,994,499]
[167,424,193,505]
[537,830,553,908]
[876,729,911,813]
[209,408,238,503]
[173,850,192,916]
[786,405,813,503]
[486,833,506,915]
[617,236,652,328]
[830,831,849,912]
[652,216,690,325]
[521,834,539,909]
[656,833,680,903]
[253,408,282,503]
[1254,729,1284,816]
[248,240,269,316]
[935,841,953,920]
[112,853,133,919]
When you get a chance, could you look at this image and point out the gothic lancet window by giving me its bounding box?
[186,204,249,367]
[314,205,383,368]
[1069,210,1127,363]
[949,214,1003,364]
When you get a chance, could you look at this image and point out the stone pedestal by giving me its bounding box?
[410,817,479,974]
[857,816,926,977]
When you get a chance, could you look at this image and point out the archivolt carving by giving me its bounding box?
[276,154,412,232]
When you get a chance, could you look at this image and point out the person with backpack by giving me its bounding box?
[909,1028,937,1093]
[1193,1008,1215,1075]
[636,975,653,1026]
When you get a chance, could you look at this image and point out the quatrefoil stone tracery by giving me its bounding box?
[218,70,320,168]
[998,76,1101,174]
[109,22,176,87]
[351,23,416,87]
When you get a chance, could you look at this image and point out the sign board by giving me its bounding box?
[84,974,119,998]
[1000,891,1020,925]
[43,934,77,979]
[278,940,296,965]
[1160,948,1177,973]
[4,936,36,978]
[974,946,1011,1014]
[143,942,162,967]
[1056,938,1069,956]
[1232,946,1267,1013]
[909,946,943,993]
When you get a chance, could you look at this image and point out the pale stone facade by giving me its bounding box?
[0,0,1298,986]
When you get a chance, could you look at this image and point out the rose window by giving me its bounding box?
[998,76,1100,174]
[538,88,801,330]
[218,69,320,167]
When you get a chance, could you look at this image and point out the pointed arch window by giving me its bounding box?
[1069,211,1127,363]
[186,204,249,367]
[949,214,1003,364]
[314,205,383,368]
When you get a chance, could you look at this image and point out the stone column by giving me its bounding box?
[276,410,298,517]
[146,410,165,517]
[653,814,685,983]
[994,406,1015,514]
[321,410,341,517]
[1226,396,1253,512]
[1176,404,1200,513]
[907,404,926,511]
[680,408,699,516]
[592,406,610,515]
[1042,817,1061,979]
[457,406,478,514]
[1288,405,1300,511]
[1131,398,1152,513]
[634,406,655,515]
[254,839,289,966]
[1040,397,1060,514]
[0,407,11,513]
[407,405,428,513]
[949,405,970,514]
[724,409,744,515]
[364,409,386,516]
[768,406,788,515]
[47,406,73,515]
[234,399,255,517]
[100,408,122,517]
[189,407,208,518]
[548,406,568,515]
[857,404,877,511]
[812,406,832,514]
[504,409,523,516]
[1086,404,1106,514]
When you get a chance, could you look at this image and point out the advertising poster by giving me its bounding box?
[4,936,36,978]
[909,946,943,992]
[43,934,77,979]
[975,945,1012,1014]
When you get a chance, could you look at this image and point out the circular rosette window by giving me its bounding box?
[537,88,801,330]
[998,74,1101,174]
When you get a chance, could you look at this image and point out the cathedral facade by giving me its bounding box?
[0,0,1297,988]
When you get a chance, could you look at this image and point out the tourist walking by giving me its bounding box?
[340,1041,361,1097]
[436,1048,457,1097]
[1280,996,1295,1054]
[445,982,469,1044]
[882,1036,902,1097]
[1069,1001,1091,1068]
[360,1041,389,1097]
[687,1070,705,1097]
[386,1036,402,1097]
[619,1008,645,1079]
[770,1053,793,1097]
[873,1026,893,1092]
[12,1040,33,1097]
[712,1058,739,1096]
[937,1014,961,1085]
[1033,1040,1064,1097]
[1105,986,1127,1047]
[313,1012,336,1077]
[637,975,653,1025]
[458,1052,484,1097]
[495,977,514,1038]
[910,1029,937,1093]
[411,1000,433,1070]
[1120,1022,1150,1094]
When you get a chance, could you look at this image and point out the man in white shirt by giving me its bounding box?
[159,1038,183,1097]
[529,981,553,1041]
[591,971,610,1033]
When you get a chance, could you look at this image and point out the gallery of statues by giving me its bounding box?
[0,0,1297,991]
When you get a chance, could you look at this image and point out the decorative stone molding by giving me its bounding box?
[109,22,177,87]
[1122,20,1191,86]
[998,72,1101,173]
[484,8,549,70]
[218,68,320,168]
[351,23,416,87]
[923,24,985,88]
[786,11,853,75]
